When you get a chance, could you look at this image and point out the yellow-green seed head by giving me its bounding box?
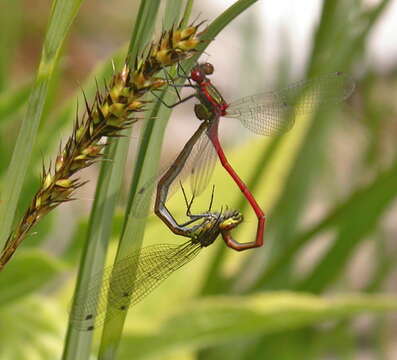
[55,154,65,172]
[76,126,85,141]
[55,179,72,188]
[43,173,53,190]
[100,103,110,118]
[35,196,42,209]
[178,26,197,40]
[110,84,124,101]
[82,145,101,156]
[109,103,126,117]
[127,100,144,111]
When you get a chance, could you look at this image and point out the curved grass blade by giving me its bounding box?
[117,292,397,359]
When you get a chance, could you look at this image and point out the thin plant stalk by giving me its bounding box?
[62,1,162,358]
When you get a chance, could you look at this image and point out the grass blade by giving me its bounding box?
[0,250,64,306]
[63,2,161,359]
[0,82,31,126]
[117,292,397,359]
[0,0,22,90]
[295,160,397,293]
[254,158,397,288]
[0,0,84,247]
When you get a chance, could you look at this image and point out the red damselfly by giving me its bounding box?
[132,120,250,250]
[153,62,355,251]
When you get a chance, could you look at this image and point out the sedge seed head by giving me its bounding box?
[55,155,65,172]
[109,103,125,117]
[0,23,204,271]
[42,173,53,190]
[55,179,72,188]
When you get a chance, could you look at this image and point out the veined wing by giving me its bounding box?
[132,126,217,218]
[70,241,201,331]
[225,72,355,136]
[188,131,217,197]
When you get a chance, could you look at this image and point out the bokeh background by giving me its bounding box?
[0,0,397,359]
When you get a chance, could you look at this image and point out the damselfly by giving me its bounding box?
[153,62,355,250]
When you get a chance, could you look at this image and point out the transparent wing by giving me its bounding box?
[188,132,217,197]
[225,72,355,136]
[132,128,217,218]
[70,242,201,331]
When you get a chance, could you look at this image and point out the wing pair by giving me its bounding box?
[133,71,355,216]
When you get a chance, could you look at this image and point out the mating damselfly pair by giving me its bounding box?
[70,62,355,330]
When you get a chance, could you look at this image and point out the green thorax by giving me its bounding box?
[204,83,226,106]
[194,82,227,121]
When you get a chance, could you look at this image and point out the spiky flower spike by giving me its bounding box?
[0,22,203,271]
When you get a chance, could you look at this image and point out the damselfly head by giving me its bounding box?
[191,67,205,83]
[219,210,243,231]
[191,62,214,83]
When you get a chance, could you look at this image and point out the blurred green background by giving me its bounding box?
[0,0,397,359]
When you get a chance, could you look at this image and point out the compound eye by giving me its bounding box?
[202,62,214,75]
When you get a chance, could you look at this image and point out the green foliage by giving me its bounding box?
[118,292,397,359]
[0,0,84,246]
[0,0,396,359]
[0,297,65,360]
[0,250,64,306]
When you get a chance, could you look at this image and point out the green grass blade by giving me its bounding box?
[117,292,397,359]
[254,159,397,289]
[126,0,162,67]
[181,0,194,26]
[98,31,175,360]
[0,83,31,127]
[61,141,130,360]
[295,160,397,293]
[0,0,84,247]
[63,2,161,359]
[164,0,184,27]
[1,297,65,360]
[365,237,395,293]
[0,250,64,306]
[0,0,22,90]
